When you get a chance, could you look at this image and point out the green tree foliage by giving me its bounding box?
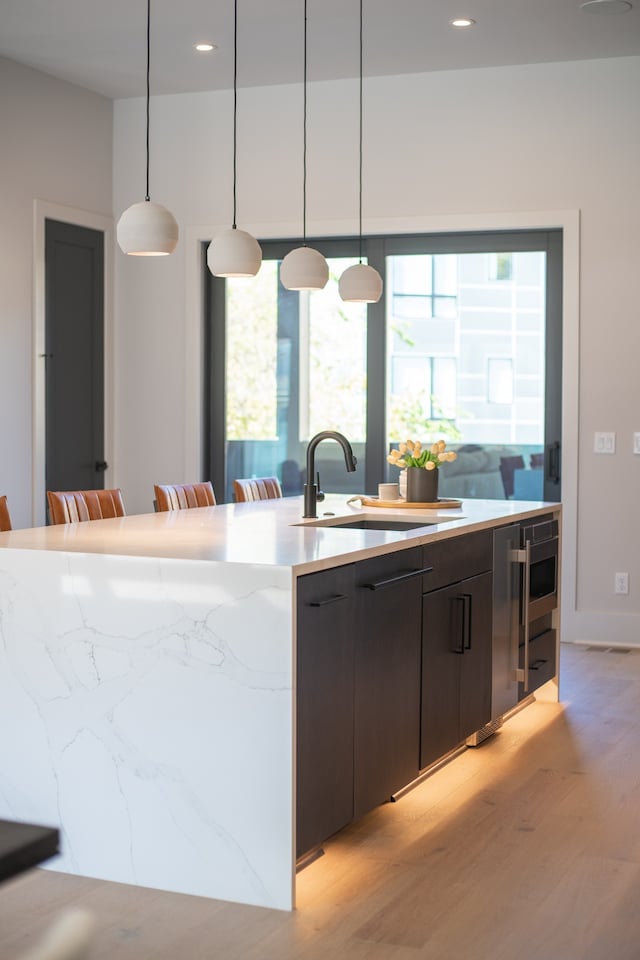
[226,263,278,440]
[388,389,463,444]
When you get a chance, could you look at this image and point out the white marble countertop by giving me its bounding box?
[0,495,561,574]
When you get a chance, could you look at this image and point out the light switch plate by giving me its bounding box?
[633,433,640,455]
[594,432,616,454]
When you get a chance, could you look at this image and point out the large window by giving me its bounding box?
[204,230,562,503]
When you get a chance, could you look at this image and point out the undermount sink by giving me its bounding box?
[320,518,434,531]
[296,514,463,531]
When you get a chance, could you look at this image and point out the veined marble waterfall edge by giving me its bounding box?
[0,548,294,910]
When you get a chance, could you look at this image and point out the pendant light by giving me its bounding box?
[207,0,262,277]
[338,0,382,303]
[280,0,329,291]
[117,0,179,256]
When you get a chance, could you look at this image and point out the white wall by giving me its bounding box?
[0,56,113,529]
[112,55,640,645]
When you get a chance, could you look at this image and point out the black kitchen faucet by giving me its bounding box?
[303,431,357,518]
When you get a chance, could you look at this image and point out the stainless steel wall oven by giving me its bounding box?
[491,515,559,720]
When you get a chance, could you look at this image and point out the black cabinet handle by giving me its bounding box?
[462,593,472,650]
[453,593,472,654]
[454,595,465,654]
[309,594,348,607]
[361,566,434,591]
[95,460,108,472]
[529,658,548,671]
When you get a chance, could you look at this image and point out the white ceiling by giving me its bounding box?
[0,0,639,100]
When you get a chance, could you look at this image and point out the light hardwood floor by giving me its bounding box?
[2,642,640,959]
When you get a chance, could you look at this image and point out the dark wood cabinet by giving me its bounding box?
[420,534,493,768]
[420,582,462,766]
[422,528,493,592]
[353,547,424,818]
[296,564,355,857]
[458,573,493,739]
[297,529,497,854]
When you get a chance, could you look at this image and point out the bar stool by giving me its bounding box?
[0,494,12,532]
[154,481,216,512]
[233,477,283,502]
[47,489,126,525]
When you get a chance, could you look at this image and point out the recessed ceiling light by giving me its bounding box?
[580,0,632,11]
[194,42,217,52]
[450,17,476,27]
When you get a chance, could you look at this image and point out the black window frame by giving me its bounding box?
[204,229,562,502]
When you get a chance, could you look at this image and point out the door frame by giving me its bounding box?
[33,200,114,526]
[186,208,579,643]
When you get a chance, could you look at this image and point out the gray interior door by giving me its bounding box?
[45,219,105,509]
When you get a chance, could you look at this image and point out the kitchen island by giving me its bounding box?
[0,495,560,910]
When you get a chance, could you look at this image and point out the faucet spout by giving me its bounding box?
[303,431,357,518]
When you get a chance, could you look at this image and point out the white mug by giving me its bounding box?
[378,482,400,500]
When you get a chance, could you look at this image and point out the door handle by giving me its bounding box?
[309,594,348,607]
[361,566,433,590]
[462,593,472,650]
[95,460,108,472]
[454,593,472,654]
[509,540,531,689]
[546,441,561,483]
[521,541,531,690]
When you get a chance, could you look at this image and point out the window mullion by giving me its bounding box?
[364,237,386,493]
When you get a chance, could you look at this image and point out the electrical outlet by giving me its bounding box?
[634,433,640,455]
[615,572,629,595]
[594,432,616,454]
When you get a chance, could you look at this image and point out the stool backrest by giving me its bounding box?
[154,481,216,512]
[233,477,283,503]
[0,494,12,532]
[47,489,126,525]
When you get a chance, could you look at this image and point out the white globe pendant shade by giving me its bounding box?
[338,262,383,303]
[207,227,262,278]
[117,200,179,256]
[280,246,329,291]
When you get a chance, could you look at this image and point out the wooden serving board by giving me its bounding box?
[360,496,462,509]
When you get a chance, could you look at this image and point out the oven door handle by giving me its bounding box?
[509,542,531,692]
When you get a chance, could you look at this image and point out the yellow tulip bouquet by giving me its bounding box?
[387,438,457,471]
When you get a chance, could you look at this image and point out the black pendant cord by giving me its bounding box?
[358,0,363,263]
[232,0,238,229]
[145,0,151,202]
[302,0,308,245]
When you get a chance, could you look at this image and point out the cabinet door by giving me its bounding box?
[421,583,462,768]
[353,547,423,819]
[296,564,355,857]
[422,529,492,592]
[458,572,493,741]
[421,572,494,768]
